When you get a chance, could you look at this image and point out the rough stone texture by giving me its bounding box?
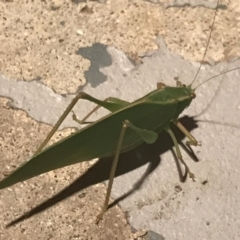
[162,0,240,63]
[0,0,240,240]
[1,0,239,94]
[0,0,164,94]
[0,98,136,240]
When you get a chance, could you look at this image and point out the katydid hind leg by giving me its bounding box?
[72,97,130,125]
[35,93,129,155]
[165,127,195,181]
[96,120,158,223]
[35,92,91,155]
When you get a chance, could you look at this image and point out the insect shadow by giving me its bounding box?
[6,115,198,228]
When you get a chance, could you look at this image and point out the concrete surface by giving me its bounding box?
[1,0,240,239]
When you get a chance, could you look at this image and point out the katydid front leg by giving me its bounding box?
[165,127,195,181]
[173,119,201,147]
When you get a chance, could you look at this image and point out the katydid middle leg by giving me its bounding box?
[72,97,130,124]
[96,120,158,223]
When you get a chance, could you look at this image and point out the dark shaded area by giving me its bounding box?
[76,43,112,88]
[71,0,86,4]
[6,116,199,228]
[143,230,165,240]
[216,3,227,10]
[166,3,227,10]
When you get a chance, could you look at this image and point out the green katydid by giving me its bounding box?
[0,0,238,223]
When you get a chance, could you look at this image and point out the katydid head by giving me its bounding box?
[156,80,196,101]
